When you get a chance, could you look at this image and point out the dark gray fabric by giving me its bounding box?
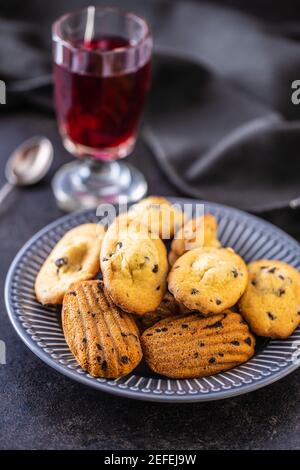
[144,54,284,211]
[1,0,300,210]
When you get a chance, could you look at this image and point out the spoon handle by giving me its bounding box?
[0,182,14,206]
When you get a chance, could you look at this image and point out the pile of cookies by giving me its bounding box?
[35,196,300,380]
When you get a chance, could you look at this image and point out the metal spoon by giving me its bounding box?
[0,136,53,206]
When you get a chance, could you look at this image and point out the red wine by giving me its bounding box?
[54,36,151,159]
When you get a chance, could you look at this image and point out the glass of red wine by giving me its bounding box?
[52,7,152,211]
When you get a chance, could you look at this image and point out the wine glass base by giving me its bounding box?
[52,159,148,212]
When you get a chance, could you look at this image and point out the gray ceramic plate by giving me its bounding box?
[5,198,300,402]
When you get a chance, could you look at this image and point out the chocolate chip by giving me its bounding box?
[260,266,268,270]
[156,285,160,291]
[121,332,127,337]
[69,291,77,296]
[144,256,150,261]
[244,337,252,346]
[96,343,102,350]
[191,288,199,295]
[146,333,153,336]
[101,361,108,371]
[121,355,129,364]
[193,352,199,358]
[92,313,96,318]
[231,340,240,346]
[209,357,216,364]
[97,282,103,291]
[181,324,188,329]
[278,288,285,297]
[116,241,123,249]
[198,341,205,347]
[55,257,68,268]
[268,267,276,273]
[298,311,300,316]
[82,337,87,344]
[267,311,276,320]
[161,327,168,332]
[219,353,224,357]
[232,268,239,278]
[102,257,109,262]
[205,320,223,329]
[251,279,257,287]
[155,328,162,333]
[215,298,222,305]
[152,264,159,273]
[96,356,101,363]
[278,274,285,280]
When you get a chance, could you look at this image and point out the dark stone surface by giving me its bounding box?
[1,112,300,451]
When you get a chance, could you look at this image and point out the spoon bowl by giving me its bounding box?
[0,136,54,208]
[5,136,53,186]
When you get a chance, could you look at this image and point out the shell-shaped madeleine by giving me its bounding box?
[141,310,255,378]
[62,280,142,378]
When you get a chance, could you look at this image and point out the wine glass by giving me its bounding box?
[52,6,152,211]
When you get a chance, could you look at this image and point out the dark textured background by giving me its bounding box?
[1,0,300,450]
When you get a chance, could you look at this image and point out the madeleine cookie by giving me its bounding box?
[169,214,220,265]
[62,281,142,378]
[141,310,255,378]
[239,260,300,338]
[139,292,182,330]
[129,196,185,239]
[101,228,169,316]
[35,224,105,305]
[168,247,248,315]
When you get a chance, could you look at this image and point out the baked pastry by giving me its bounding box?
[35,223,105,305]
[101,225,169,316]
[169,214,220,265]
[168,247,248,315]
[239,259,300,338]
[128,196,185,239]
[141,310,255,378]
[139,292,182,329]
[62,281,142,378]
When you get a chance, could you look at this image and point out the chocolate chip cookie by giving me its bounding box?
[101,225,169,316]
[129,196,185,239]
[239,259,300,338]
[168,247,248,315]
[169,214,220,265]
[35,223,105,305]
